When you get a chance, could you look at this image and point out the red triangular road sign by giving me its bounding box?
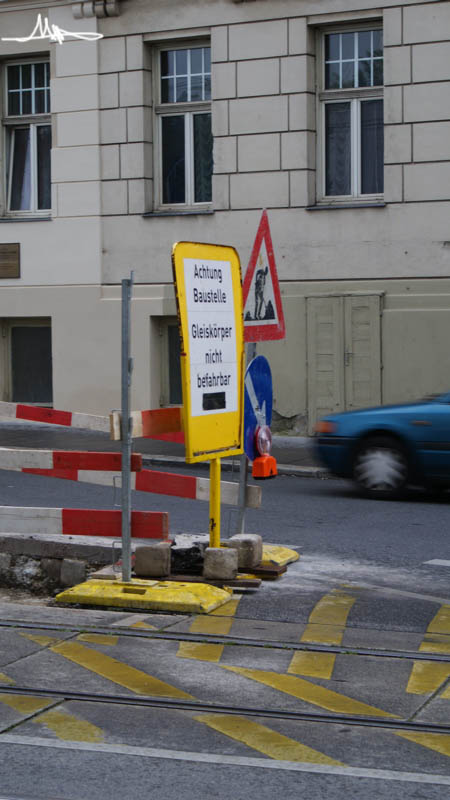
[242,210,285,342]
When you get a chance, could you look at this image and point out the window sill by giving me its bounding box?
[143,209,214,218]
[0,216,52,222]
[306,202,386,211]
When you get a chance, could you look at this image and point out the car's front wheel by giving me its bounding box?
[353,436,409,498]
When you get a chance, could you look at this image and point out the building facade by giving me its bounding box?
[0,0,449,434]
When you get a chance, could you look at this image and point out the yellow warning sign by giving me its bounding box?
[172,241,244,463]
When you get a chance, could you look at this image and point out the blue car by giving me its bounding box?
[315,392,450,498]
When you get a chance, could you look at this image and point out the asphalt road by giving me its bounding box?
[1,467,449,798]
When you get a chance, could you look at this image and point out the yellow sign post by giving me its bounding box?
[172,242,244,547]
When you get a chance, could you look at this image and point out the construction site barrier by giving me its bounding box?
[0,401,109,433]
[0,506,169,539]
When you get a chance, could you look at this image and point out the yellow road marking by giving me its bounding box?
[396,732,450,758]
[407,606,450,695]
[130,621,157,630]
[21,634,60,647]
[177,596,241,663]
[224,667,397,718]
[0,673,14,684]
[194,713,345,765]
[32,710,104,743]
[288,591,356,679]
[0,694,52,714]
[49,641,193,699]
[77,634,118,646]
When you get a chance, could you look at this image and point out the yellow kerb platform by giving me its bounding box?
[56,579,232,614]
[261,545,300,568]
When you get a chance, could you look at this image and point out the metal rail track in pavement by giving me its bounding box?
[0,618,449,663]
[1,684,449,735]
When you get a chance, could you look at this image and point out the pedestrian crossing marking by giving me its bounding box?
[0,694,53,714]
[31,709,104,743]
[177,596,241,662]
[288,591,357,679]
[395,732,450,759]
[407,605,450,695]
[224,667,398,718]
[194,713,346,766]
[77,634,119,646]
[48,640,193,699]
[130,621,157,630]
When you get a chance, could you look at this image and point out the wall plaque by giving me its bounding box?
[0,244,20,278]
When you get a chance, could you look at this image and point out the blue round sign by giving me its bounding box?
[244,355,273,460]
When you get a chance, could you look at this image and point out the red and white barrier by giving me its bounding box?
[0,506,169,540]
[0,448,142,472]
[13,466,261,509]
[0,401,109,433]
[110,407,183,441]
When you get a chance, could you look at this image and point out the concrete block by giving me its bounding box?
[120,142,145,179]
[413,122,450,162]
[100,74,119,109]
[385,125,412,164]
[230,96,288,135]
[41,558,61,581]
[101,180,128,214]
[404,163,450,201]
[290,169,315,208]
[52,146,101,182]
[289,93,315,131]
[55,40,98,77]
[127,107,152,143]
[0,552,11,574]
[56,111,99,147]
[384,164,403,203]
[203,547,238,580]
[229,20,287,60]
[230,171,289,209]
[57,182,101,217]
[128,179,153,214]
[384,86,403,125]
[238,134,279,172]
[413,42,450,83]
[100,109,127,144]
[211,26,228,63]
[212,174,229,209]
[134,542,171,577]
[237,59,279,98]
[404,83,450,123]
[384,46,411,86]
[60,559,86,587]
[383,8,402,48]
[51,76,98,113]
[281,131,314,171]
[226,534,263,569]
[212,62,236,100]
[404,3,450,44]
[119,70,152,108]
[281,55,314,94]
[99,36,126,73]
[212,100,229,136]
[288,17,314,55]
[214,136,237,174]
[101,145,120,179]
[126,35,151,71]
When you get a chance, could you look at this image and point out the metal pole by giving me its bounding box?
[209,457,221,548]
[235,342,257,535]
[121,273,134,582]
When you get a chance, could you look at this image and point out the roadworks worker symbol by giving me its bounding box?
[242,210,285,342]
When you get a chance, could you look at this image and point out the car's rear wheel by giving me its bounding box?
[353,436,409,498]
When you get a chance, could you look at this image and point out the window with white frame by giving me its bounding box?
[156,45,212,208]
[319,28,383,200]
[3,61,51,214]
